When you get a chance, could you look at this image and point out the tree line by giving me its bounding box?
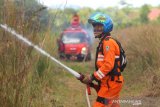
[0,0,160,33]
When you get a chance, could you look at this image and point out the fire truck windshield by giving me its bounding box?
[62,32,86,44]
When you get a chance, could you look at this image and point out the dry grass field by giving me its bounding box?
[0,1,160,107]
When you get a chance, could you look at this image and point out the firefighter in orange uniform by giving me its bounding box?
[79,12,124,107]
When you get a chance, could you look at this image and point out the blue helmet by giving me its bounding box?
[88,12,113,33]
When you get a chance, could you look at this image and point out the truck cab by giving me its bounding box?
[57,27,91,61]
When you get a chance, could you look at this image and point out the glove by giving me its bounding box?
[82,75,92,84]
[89,83,100,92]
[78,74,92,84]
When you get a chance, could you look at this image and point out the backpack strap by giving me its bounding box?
[108,38,121,81]
[112,38,127,72]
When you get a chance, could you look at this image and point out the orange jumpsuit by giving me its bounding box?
[92,36,124,107]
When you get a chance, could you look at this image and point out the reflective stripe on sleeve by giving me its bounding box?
[98,54,104,58]
[97,58,104,61]
[94,69,105,80]
[115,56,120,58]
[97,69,105,78]
[97,54,104,61]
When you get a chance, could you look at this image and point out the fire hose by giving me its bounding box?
[0,24,92,107]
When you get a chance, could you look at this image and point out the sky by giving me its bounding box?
[39,0,160,9]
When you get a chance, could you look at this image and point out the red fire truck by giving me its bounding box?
[57,14,92,61]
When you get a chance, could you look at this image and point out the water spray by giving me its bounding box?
[0,24,81,78]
